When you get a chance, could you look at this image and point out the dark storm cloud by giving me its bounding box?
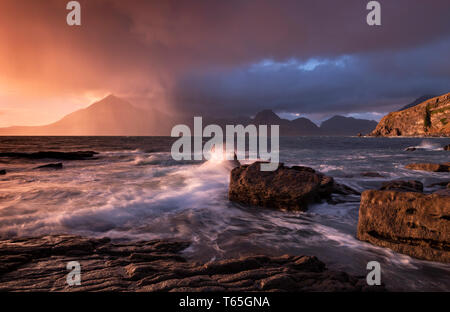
[172,38,450,117]
[2,0,450,121]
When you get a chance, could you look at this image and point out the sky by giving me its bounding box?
[0,0,449,127]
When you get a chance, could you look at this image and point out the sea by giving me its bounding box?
[0,136,449,291]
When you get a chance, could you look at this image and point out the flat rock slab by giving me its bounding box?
[0,235,379,292]
[229,162,358,211]
[357,190,450,263]
[0,151,98,160]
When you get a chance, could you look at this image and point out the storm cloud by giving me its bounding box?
[0,0,449,125]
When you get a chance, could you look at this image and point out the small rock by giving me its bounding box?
[405,163,450,172]
[361,171,384,178]
[34,163,63,170]
[380,180,423,193]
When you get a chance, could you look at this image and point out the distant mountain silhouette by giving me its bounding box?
[398,95,436,111]
[290,117,322,135]
[253,109,282,124]
[320,115,378,136]
[0,95,172,136]
[0,96,378,136]
[251,109,321,135]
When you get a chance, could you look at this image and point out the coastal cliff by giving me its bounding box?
[370,92,450,137]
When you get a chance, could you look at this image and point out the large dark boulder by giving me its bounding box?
[444,144,450,151]
[357,190,450,263]
[0,169,5,175]
[229,162,357,211]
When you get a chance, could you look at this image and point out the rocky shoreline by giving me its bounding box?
[0,235,381,292]
[229,161,450,264]
[1,147,449,292]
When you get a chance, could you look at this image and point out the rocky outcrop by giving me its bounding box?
[228,162,358,211]
[0,151,98,160]
[0,235,379,292]
[370,92,450,137]
[357,190,450,263]
[380,180,423,193]
[405,163,450,172]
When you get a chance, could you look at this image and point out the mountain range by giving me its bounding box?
[0,95,378,136]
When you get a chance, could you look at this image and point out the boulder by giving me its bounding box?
[380,180,423,193]
[0,169,5,175]
[34,163,63,170]
[405,147,416,151]
[444,144,450,151]
[357,190,450,263]
[228,162,358,211]
[405,163,450,172]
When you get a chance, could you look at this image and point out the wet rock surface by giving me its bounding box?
[357,190,450,263]
[228,162,358,211]
[0,235,378,292]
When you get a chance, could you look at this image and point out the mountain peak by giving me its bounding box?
[253,109,281,123]
[320,115,378,135]
[88,94,131,110]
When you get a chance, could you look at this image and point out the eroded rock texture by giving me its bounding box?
[0,235,377,292]
[229,162,358,211]
[357,190,450,263]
